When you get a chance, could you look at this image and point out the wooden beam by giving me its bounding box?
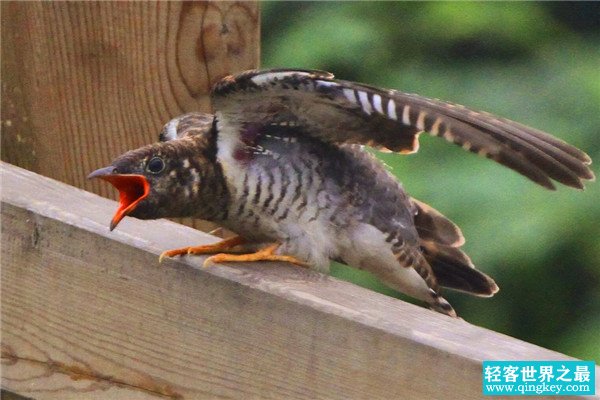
[2,161,598,399]
[0,1,259,232]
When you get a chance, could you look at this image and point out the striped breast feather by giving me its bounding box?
[212,69,594,190]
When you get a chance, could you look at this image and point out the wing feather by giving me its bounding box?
[212,69,594,189]
[159,112,215,142]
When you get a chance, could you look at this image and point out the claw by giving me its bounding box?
[202,244,309,268]
[159,239,309,269]
[158,236,245,263]
[202,257,216,268]
[159,247,189,263]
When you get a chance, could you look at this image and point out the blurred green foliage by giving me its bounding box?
[261,2,600,361]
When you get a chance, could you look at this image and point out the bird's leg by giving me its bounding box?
[159,235,246,263]
[203,243,309,268]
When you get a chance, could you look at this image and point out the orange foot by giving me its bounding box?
[204,244,309,269]
[158,236,245,263]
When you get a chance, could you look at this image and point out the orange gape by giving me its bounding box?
[89,69,593,318]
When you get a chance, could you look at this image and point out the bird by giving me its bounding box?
[88,69,594,317]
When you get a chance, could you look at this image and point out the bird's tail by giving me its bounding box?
[412,198,499,297]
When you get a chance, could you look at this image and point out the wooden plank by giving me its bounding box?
[1,161,599,399]
[1,390,34,400]
[0,1,259,232]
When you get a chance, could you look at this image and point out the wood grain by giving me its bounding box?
[0,1,259,231]
[3,162,599,400]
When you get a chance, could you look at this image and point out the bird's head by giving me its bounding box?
[88,113,227,230]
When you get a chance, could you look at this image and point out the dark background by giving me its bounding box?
[262,2,600,361]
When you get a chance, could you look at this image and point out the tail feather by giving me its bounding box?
[394,246,458,317]
[412,198,464,247]
[412,197,499,297]
[421,242,498,297]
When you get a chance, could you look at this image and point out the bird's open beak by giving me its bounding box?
[87,166,150,231]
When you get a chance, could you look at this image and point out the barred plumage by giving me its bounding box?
[214,69,593,189]
[89,68,593,317]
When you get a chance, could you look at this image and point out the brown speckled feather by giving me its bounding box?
[213,69,594,190]
[90,68,593,318]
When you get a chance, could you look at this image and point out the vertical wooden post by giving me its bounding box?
[1,1,259,199]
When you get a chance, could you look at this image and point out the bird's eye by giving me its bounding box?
[147,157,165,174]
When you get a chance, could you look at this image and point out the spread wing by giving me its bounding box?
[159,112,215,142]
[212,69,594,190]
